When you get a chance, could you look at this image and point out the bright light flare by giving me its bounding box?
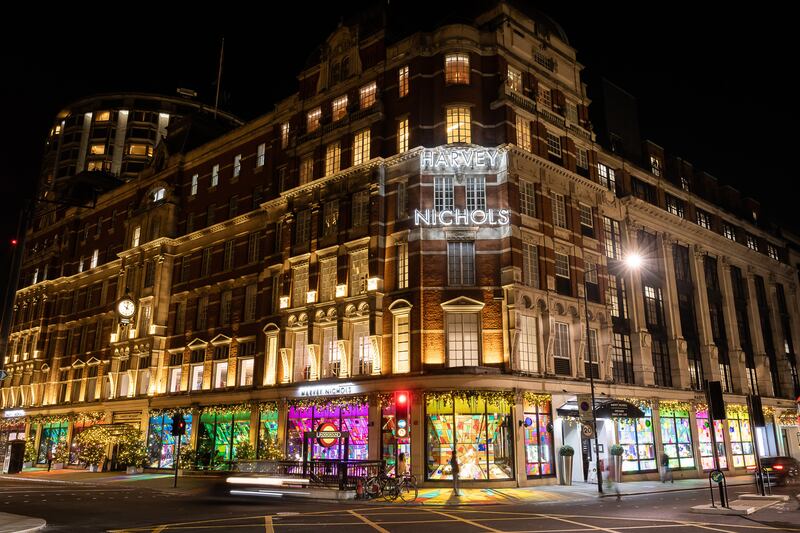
[624,252,643,270]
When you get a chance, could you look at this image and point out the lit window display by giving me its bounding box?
[617,408,656,473]
[382,402,411,477]
[196,411,250,469]
[286,402,369,461]
[147,414,193,468]
[523,401,554,477]
[658,407,694,470]
[257,408,279,459]
[425,396,514,480]
[728,410,755,468]
[696,410,727,470]
[36,421,68,464]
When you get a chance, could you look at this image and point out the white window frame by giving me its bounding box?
[211,164,219,187]
[397,118,409,153]
[398,65,409,97]
[306,107,321,133]
[353,129,370,165]
[555,252,570,279]
[233,154,241,178]
[518,314,539,374]
[520,180,536,217]
[444,53,470,85]
[515,115,531,151]
[434,176,454,211]
[191,174,198,195]
[359,81,377,109]
[349,249,369,296]
[578,203,593,229]
[445,106,471,143]
[466,176,486,211]
[552,192,567,228]
[507,65,522,92]
[446,311,480,367]
[448,241,475,286]
[332,95,348,121]
[522,241,539,288]
[257,143,266,167]
[546,131,562,157]
[397,241,408,290]
[325,142,341,177]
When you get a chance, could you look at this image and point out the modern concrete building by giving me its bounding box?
[2,2,798,487]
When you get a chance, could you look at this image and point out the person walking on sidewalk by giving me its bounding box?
[660,452,674,483]
[46,448,53,472]
[450,453,460,497]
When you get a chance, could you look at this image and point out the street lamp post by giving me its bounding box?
[583,265,602,494]
[584,252,642,495]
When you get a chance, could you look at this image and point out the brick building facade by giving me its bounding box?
[2,3,799,486]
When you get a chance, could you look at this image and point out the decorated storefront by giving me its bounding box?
[696,408,727,470]
[286,397,369,461]
[146,411,193,468]
[522,393,554,478]
[658,401,695,470]
[726,405,755,468]
[256,403,279,459]
[424,390,515,481]
[380,394,410,477]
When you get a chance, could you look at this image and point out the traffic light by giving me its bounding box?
[395,391,409,438]
[171,413,186,437]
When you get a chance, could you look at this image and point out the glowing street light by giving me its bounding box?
[624,252,643,270]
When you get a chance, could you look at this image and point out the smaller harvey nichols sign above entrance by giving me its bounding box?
[420,146,506,174]
[298,382,359,398]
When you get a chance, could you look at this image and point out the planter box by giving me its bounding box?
[52,462,65,470]
[22,462,33,469]
[87,465,100,472]
[126,466,144,474]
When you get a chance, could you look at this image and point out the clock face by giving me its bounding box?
[117,299,136,318]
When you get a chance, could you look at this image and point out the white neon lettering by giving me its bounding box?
[470,210,487,224]
[454,209,469,225]
[439,210,454,225]
[414,209,432,226]
[498,209,510,225]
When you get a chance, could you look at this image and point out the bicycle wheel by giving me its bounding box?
[383,478,399,501]
[365,477,382,499]
[398,479,418,503]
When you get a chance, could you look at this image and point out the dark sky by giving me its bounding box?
[0,1,795,261]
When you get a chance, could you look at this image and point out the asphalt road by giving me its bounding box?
[2,478,799,532]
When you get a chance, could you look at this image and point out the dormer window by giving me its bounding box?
[649,155,662,177]
[152,188,165,202]
[307,107,321,133]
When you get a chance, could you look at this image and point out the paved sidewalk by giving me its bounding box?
[0,512,46,533]
[2,468,760,505]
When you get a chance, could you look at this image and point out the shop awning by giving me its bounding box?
[594,400,645,419]
[556,399,645,419]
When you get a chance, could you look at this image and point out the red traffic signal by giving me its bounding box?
[395,391,409,438]
[171,413,186,436]
[10,238,18,246]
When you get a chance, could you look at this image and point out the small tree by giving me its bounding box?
[75,426,109,467]
[258,429,284,460]
[610,444,624,456]
[53,440,70,464]
[178,444,196,470]
[24,440,37,464]
[116,426,149,468]
[235,441,255,461]
[558,445,575,457]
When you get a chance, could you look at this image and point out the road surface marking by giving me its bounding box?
[423,509,503,532]
[348,510,392,533]
[536,514,622,533]
[264,515,274,533]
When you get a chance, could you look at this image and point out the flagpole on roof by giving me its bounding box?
[214,37,225,118]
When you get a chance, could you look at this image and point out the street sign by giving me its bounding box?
[577,394,593,421]
[581,423,595,439]
[710,470,724,483]
[0,370,7,381]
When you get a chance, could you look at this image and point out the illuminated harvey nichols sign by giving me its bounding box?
[420,146,505,174]
[414,208,509,226]
[416,145,510,227]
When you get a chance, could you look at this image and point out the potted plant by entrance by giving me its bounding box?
[558,445,575,486]
[609,444,624,483]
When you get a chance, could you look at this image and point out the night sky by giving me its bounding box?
[0,2,795,266]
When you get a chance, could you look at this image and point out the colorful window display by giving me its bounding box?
[523,401,554,478]
[658,407,694,470]
[36,421,68,464]
[617,408,656,473]
[425,396,514,480]
[146,414,193,468]
[382,402,411,477]
[728,410,755,468]
[257,408,280,459]
[286,402,369,461]
[196,411,250,469]
[696,410,727,470]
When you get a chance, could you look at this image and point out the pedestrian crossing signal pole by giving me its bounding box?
[172,413,186,488]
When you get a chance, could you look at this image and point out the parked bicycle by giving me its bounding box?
[365,469,418,502]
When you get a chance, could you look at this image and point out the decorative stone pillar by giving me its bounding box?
[660,235,690,389]
[718,258,749,394]
[689,246,720,382]
[745,272,773,396]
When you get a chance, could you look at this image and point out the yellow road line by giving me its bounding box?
[347,509,392,533]
[537,514,622,533]
[424,509,503,532]
[677,522,737,533]
[264,515,274,533]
